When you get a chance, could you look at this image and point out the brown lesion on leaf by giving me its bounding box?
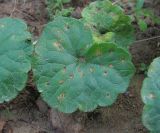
[79,57,86,63]
[45,81,50,86]
[105,93,110,98]
[53,41,64,51]
[77,67,81,72]
[103,70,108,76]
[121,57,125,63]
[89,67,95,73]
[96,49,102,56]
[109,64,113,68]
[121,59,125,63]
[77,67,85,78]
[148,93,156,99]
[57,93,65,102]
[70,74,74,79]
[80,72,85,78]
[59,80,64,84]
[63,66,66,73]
[64,23,70,31]
[56,30,64,39]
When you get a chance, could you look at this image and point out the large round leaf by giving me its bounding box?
[33,17,135,113]
[141,57,160,133]
[82,0,135,49]
[0,18,32,103]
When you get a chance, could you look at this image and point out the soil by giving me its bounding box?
[0,0,160,133]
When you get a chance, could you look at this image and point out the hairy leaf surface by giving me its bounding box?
[34,17,135,113]
[0,18,32,103]
[82,0,135,49]
[141,57,160,133]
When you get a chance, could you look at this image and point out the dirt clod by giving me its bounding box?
[50,109,85,133]
[36,97,49,114]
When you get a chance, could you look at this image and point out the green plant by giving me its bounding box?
[134,0,160,31]
[141,57,160,133]
[82,0,135,49]
[0,15,135,113]
[33,17,135,113]
[118,0,160,31]
[0,18,32,103]
[47,0,73,19]
[139,63,148,75]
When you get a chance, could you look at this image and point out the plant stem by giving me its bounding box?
[133,35,160,43]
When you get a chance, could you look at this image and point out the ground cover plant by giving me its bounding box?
[33,16,135,113]
[47,0,74,18]
[141,57,160,133]
[0,17,32,103]
[0,1,135,113]
[0,0,160,132]
[0,16,135,112]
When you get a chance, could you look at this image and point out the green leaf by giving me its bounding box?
[62,0,71,3]
[141,57,160,133]
[141,9,160,25]
[82,0,135,49]
[0,18,32,103]
[136,0,144,10]
[93,32,115,44]
[33,17,135,113]
[138,19,147,31]
[82,0,123,33]
[55,7,74,17]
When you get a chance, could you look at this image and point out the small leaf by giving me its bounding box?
[62,0,71,4]
[136,0,144,10]
[138,19,147,31]
[82,0,135,49]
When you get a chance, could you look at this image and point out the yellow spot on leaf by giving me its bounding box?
[59,80,64,84]
[109,64,113,68]
[80,72,84,78]
[106,93,110,98]
[103,71,108,76]
[149,93,156,99]
[70,74,74,79]
[77,67,81,72]
[96,48,102,56]
[45,82,50,86]
[63,67,66,73]
[57,93,65,102]
[121,59,125,63]
[90,67,95,73]
[53,42,64,51]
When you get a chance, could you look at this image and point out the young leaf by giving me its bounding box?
[141,57,160,133]
[82,0,135,49]
[136,0,144,10]
[62,0,71,3]
[0,18,32,103]
[33,17,135,113]
[138,19,147,31]
[82,0,123,33]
